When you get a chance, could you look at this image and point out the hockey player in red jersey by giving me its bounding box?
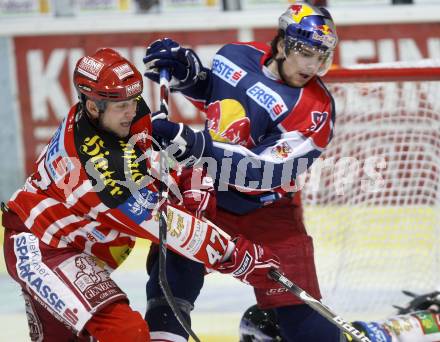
[1,48,279,342]
[143,2,340,341]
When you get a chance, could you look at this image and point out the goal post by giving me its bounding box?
[301,62,440,320]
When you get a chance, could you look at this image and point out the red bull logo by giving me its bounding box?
[312,24,337,48]
[207,100,221,132]
[317,24,333,36]
[271,142,292,161]
[221,117,250,144]
[207,99,251,146]
[290,4,303,15]
[289,4,315,23]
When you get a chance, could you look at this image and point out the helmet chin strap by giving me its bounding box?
[275,56,298,88]
[275,57,287,83]
[82,99,112,134]
[273,44,298,87]
[87,112,124,139]
[83,106,112,137]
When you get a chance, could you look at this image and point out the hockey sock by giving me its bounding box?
[145,304,191,341]
[145,250,205,340]
[276,304,342,342]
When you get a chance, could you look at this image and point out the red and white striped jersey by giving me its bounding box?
[8,98,161,269]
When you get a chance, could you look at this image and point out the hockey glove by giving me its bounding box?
[151,111,211,167]
[144,38,205,90]
[179,167,216,219]
[214,235,280,288]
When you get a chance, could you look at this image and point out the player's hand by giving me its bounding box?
[179,167,216,219]
[151,111,211,167]
[143,38,204,90]
[214,235,280,288]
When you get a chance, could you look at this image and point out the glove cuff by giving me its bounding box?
[170,49,206,91]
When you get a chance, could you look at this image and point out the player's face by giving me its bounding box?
[99,99,137,138]
[281,42,328,87]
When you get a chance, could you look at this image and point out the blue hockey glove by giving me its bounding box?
[143,38,205,90]
[151,111,211,167]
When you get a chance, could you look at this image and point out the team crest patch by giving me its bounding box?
[271,142,293,160]
[118,187,158,224]
[308,111,328,132]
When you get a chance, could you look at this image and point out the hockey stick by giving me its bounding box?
[156,69,201,342]
[268,268,371,342]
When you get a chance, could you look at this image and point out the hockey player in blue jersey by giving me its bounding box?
[143,2,339,341]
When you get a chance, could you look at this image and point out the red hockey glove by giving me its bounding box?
[179,167,216,219]
[214,235,280,288]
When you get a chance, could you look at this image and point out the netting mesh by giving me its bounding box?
[300,73,440,320]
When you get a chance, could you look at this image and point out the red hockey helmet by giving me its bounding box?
[74,48,143,102]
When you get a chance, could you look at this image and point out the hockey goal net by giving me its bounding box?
[302,61,440,320]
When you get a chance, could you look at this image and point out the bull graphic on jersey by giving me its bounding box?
[308,111,328,132]
[207,99,251,146]
[271,142,293,161]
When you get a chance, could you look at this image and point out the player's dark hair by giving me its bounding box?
[94,100,107,114]
[78,94,108,129]
[270,29,285,58]
[79,93,108,114]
